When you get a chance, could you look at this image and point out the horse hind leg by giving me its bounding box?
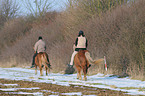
[83,67,87,81]
[45,66,48,75]
[35,58,38,75]
[43,62,49,76]
[39,66,43,76]
[83,60,90,81]
[77,67,82,80]
[79,71,82,80]
[77,71,82,80]
[35,66,37,75]
[83,73,87,81]
[40,69,43,76]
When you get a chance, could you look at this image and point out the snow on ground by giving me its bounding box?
[0,67,144,95]
[3,92,43,96]
[0,87,40,91]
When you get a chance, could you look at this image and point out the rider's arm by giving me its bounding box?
[33,47,36,53]
[34,42,38,52]
[75,38,78,46]
[86,38,88,48]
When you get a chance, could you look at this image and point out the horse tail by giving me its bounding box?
[93,58,104,65]
[85,52,104,65]
[44,52,50,64]
[41,53,50,68]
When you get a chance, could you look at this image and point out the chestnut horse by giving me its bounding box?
[74,50,90,81]
[74,50,104,81]
[35,52,51,76]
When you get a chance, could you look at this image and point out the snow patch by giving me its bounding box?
[0,67,144,95]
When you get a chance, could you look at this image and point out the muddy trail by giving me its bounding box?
[0,79,130,96]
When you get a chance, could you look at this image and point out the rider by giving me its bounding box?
[68,30,91,68]
[31,36,47,68]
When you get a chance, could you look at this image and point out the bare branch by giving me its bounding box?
[0,0,20,22]
[22,0,53,17]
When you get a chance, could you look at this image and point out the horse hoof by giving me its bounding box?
[83,78,87,81]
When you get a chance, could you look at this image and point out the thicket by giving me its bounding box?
[0,0,144,80]
[61,0,145,80]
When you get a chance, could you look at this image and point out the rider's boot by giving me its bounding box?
[67,64,73,68]
[89,64,91,68]
[30,64,35,68]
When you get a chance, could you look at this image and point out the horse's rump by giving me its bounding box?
[74,50,90,80]
[35,52,50,76]
[35,52,50,68]
[76,50,90,68]
[74,50,105,80]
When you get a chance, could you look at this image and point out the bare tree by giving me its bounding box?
[0,0,20,21]
[22,0,54,17]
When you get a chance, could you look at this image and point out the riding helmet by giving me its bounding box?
[78,30,84,36]
[38,36,42,40]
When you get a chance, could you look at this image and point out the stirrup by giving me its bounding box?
[47,64,51,68]
[67,64,73,68]
[89,64,91,68]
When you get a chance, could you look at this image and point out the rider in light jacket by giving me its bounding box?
[68,30,89,67]
[31,36,47,68]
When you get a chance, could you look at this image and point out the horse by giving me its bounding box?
[74,50,90,81]
[74,50,104,81]
[35,52,51,76]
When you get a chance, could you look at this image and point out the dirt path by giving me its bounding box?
[0,79,131,96]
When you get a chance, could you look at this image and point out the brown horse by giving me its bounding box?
[35,52,51,76]
[74,50,104,81]
[74,50,90,81]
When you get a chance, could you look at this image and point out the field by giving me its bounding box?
[0,0,144,81]
[0,79,129,96]
[0,67,144,96]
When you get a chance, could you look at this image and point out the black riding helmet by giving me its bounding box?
[78,30,84,36]
[38,36,43,40]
